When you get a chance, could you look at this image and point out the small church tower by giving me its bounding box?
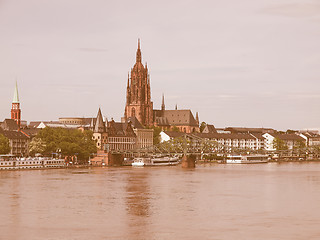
[11,81,21,128]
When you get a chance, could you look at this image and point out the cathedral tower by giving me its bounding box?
[11,81,21,128]
[124,39,153,126]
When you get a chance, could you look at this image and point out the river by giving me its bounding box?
[1,162,320,240]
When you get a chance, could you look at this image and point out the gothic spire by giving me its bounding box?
[136,38,142,63]
[161,94,165,111]
[127,72,130,88]
[94,108,105,133]
[196,112,199,125]
[175,104,178,110]
[13,80,20,103]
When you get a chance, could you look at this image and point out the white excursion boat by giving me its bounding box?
[132,155,180,167]
[226,155,269,164]
[0,155,65,170]
[132,158,149,167]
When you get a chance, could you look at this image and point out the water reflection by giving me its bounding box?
[125,168,151,239]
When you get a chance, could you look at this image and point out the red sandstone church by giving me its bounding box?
[124,40,200,133]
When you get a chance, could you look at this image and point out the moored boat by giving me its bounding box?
[132,155,180,167]
[226,154,269,164]
[0,155,65,170]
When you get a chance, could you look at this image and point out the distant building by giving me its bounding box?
[202,124,217,134]
[0,119,19,131]
[250,133,265,150]
[225,127,275,134]
[0,128,29,156]
[59,117,94,126]
[91,108,136,152]
[263,133,305,151]
[160,131,258,150]
[106,119,136,152]
[299,132,320,147]
[154,95,200,133]
[160,131,185,143]
[127,117,153,150]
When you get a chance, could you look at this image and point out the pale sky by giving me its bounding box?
[0,0,319,130]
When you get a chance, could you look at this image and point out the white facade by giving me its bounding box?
[262,133,275,151]
[160,131,172,142]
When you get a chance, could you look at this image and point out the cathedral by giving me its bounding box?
[124,39,153,127]
[124,40,200,133]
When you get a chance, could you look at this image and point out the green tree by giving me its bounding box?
[35,127,97,161]
[200,122,207,133]
[0,134,11,154]
[273,138,288,151]
[171,126,180,132]
[29,138,46,156]
[295,140,306,151]
[149,126,162,145]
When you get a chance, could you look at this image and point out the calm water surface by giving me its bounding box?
[1,163,320,240]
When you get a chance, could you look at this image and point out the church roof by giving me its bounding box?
[155,116,170,126]
[127,117,144,129]
[202,124,217,134]
[161,110,198,127]
[108,120,136,137]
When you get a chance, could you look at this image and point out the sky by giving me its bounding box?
[0,0,319,130]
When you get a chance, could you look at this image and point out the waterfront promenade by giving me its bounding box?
[1,162,320,240]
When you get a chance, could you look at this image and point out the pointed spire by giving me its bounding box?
[94,108,105,133]
[161,93,165,111]
[136,38,142,63]
[127,72,130,88]
[13,80,20,103]
[175,104,178,110]
[196,112,199,125]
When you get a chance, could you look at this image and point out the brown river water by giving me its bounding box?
[1,162,320,240]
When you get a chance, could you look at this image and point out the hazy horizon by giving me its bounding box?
[1,0,319,131]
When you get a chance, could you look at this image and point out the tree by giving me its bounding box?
[29,138,46,156]
[148,126,162,145]
[273,138,288,151]
[35,127,97,161]
[294,140,306,152]
[0,134,11,154]
[171,126,180,132]
[200,122,207,133]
